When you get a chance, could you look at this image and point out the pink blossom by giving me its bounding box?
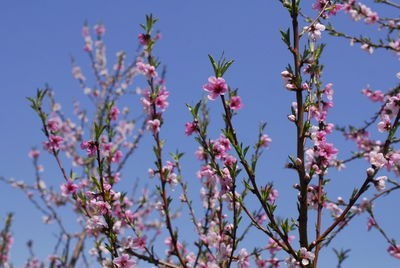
[25,191,33,199]
[112,150,123,163]
[47,118,60,132]
[195,146,205,160]
[367,217,376,231]
[237,248,250,268]
[373,176,387,191]
[164,236,183,255]
[83,36,93,52]
[267,258,280,268]
[85,216,106,236]
[312,0,342,16]
[110,106,120,121]
[184,122,198,136]
[306,184,324,209]
[255,259,268,268]
[230,96,244,110]
[212,135,231,159]
[285,256,299,268]
[136,61,158,79]
[140,89,152,114]
[80,141,97,157]
[304,22,325,40]
[148,168,155,178]
[325,202,342,216]
[362,88,384,102]
[311,130,327,145]
[146,119,161,134]
[260,134,272,148]
[82,25,89,37]
[215,242,231,262]
[378,115,391,132]
[365,12,379,25]
[60,180,78,196]
[388,245,400,259]
[361,43,374,54]
[383,93,400,119]
[43,135,64,151]
[113,254,136,268]
[220,168,232,195]
[138,33,149,45]
[155,89,169,111]
[203,76,228,100]
[102,142,113,155]
[265,186,279,203]
[352,197,371,214]
[186,252,196,265]
[94,24,106,36]
[387,152,400,171]
[299,247,315,266]
[257,213,267,225]
[266,238,282,255]
[317,143,338,161]
[324,83,334,100]
[130,236,147,250]
[28,149,40,158]
[217,135,231,151]
[89,200,111,215]
[223,154,237,167]
[369,151,387,168]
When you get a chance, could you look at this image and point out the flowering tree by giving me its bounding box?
[1,1,400,267]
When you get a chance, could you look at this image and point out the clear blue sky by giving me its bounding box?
[0,1,399,267]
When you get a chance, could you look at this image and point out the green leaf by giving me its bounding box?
[243,146,250,157]
[243,179,254,192]
[194,101,202,116]
[279,28,291,47]
[220,59,234,77]
[208,54,219,77]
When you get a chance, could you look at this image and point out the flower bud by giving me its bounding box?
[288,114,296,122]
[366,167,375,177]
[285,83,297,90]
[281,70,291,78]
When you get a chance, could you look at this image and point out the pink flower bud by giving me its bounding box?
[285,83,297,90]
[288,114,296,122]
[302,82,309,90]
[367,167,375,177]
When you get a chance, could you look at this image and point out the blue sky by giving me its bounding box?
[0,1,399,267]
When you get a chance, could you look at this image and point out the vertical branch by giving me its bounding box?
[291,0,308,248]
[313,174,324,267]
[146,54,187,267]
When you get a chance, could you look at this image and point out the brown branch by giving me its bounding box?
[68,232,86,268]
